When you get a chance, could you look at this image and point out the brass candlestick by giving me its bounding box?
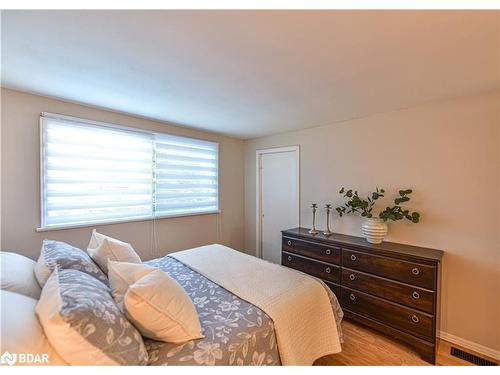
[323,204,333,236]
[309,203,319,235]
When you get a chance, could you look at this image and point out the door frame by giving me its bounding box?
[255,145,300,259]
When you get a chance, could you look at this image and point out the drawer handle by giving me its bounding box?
[287,256,292,262]
[412,267,420,275]
[349,293,356,301]
[325,249,332,255]
[287,240,292,246]
[350,254,357,261]
[325,267,331,274]
[412,291,420,300]
[349,273,356,281]
[411,314,420,323]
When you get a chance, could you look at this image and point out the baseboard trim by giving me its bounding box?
[438,331,500,361]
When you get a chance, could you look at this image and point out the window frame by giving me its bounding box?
[37,112,220,232]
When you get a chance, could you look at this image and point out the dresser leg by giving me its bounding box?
[419,346,436,365]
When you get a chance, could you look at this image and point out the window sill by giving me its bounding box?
[36,210,221,232]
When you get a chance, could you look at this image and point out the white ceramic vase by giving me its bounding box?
[361,218,388,244]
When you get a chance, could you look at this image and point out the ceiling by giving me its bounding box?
[1,10,498,139]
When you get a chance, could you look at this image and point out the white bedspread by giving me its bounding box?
[170,244,342,365]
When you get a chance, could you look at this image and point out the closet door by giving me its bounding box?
[259,148,299,264]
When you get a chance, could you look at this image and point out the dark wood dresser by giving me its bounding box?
[281,227,443,364]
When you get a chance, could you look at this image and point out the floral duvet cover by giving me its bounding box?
[144,255,342,366]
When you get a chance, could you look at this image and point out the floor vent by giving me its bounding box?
[450,347,498,366]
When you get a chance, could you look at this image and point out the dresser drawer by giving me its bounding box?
[341,268,435,314]
[282,251,340,283]
[282,237,340,264]
[341,287,434,341]
[342,249,436,289]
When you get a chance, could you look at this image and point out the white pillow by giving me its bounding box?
[87,230,141,273]
[0,252,41,299]
[125,269,204,343]
[108,261,204,343]
[107,260,157,311]
[0,290,66,365]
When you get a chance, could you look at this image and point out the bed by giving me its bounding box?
[0,244,343,366]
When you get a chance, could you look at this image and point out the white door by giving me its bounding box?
[259,148,299,264]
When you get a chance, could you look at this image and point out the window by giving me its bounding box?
[40,113,219,230]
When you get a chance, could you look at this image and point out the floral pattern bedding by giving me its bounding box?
[144,256,280,365]
[144,255,343,366]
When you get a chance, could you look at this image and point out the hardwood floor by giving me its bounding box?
[315,320,497,366]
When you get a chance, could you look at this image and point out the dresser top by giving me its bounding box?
[282,227,444,262]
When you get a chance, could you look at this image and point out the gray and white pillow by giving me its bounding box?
[36,268,148,365]
[35,239,108,288]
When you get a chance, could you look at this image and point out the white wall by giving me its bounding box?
[244,92,500,352]
[1,88,245,260]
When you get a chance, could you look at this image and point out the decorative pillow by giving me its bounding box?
[107,260,157,311]
[124,268,204,343]
[35,268,148,365]
[34,239,108,288]
[0,290,66,365]
[87,230,141,274]
[1,251,41,299]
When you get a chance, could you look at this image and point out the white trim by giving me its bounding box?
[255,145,300,258]
[36,210,221,232]
[39,116,46,229]
[438,331,500,361]
[255,145,300,155]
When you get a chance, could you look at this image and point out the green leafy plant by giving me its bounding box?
[336,187,420,223]
[379,189,420,223]
[335,187,385,218]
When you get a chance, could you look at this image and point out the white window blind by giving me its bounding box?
[154,134,219,217]
[40,114,219,229]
